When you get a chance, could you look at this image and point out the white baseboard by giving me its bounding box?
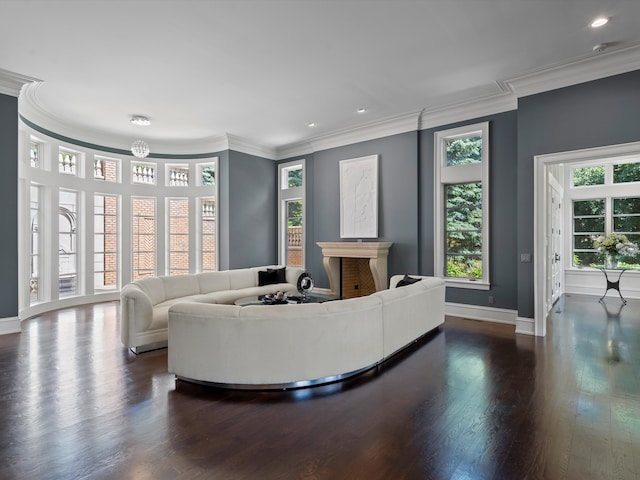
[445,302,517,325]
[515,317,535,336]
[0,316,21,335]
[19,291,120,321]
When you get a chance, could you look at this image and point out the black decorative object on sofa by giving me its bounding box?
[396,275,422,288]
[258,267,287,286]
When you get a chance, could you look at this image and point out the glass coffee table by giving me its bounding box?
[234,292,339,306]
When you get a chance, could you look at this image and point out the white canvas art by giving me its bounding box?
[340,155,378,238]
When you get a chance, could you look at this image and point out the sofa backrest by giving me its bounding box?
[226,267,262,290]
[375,275,445,357]
[196,271,231,294]
[161,274,201,301]
[134,277,166,305]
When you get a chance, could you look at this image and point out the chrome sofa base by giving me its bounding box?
[130,341,168,355]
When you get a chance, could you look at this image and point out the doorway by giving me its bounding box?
[534,141,640,337]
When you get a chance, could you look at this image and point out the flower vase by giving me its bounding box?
[605,255,618,269]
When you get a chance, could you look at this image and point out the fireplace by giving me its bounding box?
[316,242,393,297]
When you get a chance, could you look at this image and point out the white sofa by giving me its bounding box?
[120,265,305,353]
[167,275,445,389]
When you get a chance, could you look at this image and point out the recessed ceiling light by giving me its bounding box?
[307,122,316,127]
[356,108,367,114]
[131,115,151,126]
[590,17,609,28]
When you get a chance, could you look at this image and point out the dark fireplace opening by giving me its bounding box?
[340,258,376,299]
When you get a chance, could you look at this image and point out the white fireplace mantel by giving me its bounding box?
[316,242,393,294]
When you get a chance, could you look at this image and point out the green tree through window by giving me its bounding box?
[445,136,483,278]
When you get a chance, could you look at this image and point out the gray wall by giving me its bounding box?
[420,111,518,310]
[296,131,420,289]
[0,93,18,318]
[516,69,640,318]
[224,150,278,269]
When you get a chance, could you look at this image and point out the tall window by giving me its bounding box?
[168,198,189,275]
[132,197,156,280]
[59,190,78,296]
[278,160,305,267]
[94,194,119,291]
[201,199,216,272]
[30,184,41,303]
[435,122,490,288]
[570,160,640,267]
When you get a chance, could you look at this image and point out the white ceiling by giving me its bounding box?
[2,0,640,156]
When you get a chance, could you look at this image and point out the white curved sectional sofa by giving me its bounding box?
[167,275,445,389]
[120,265,305,353]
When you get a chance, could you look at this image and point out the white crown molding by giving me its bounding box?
[419,89,517,131]
[505,42,640,99]
[275,142,314,161]
[0,68,40,97]
[226,133,277,160]
[275,111,421,160]
[311,111,422,153]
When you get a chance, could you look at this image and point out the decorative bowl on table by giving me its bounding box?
[262,293,289,305]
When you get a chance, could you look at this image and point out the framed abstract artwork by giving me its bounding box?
[339,154,378,238]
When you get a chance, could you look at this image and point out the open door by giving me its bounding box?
[547,176,564,309]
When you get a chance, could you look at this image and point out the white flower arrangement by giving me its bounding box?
[592,233,638,257]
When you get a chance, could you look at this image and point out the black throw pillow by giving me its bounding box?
[258,269,279,286]
[269,267,287,284]
[258,267,287,286]
[396,275,422,288]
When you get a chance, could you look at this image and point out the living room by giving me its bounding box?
[1,2,640,478]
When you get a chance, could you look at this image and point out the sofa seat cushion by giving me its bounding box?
[151,297,202,330]
[199,290,248,305]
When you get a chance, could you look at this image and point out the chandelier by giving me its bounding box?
[131,140,150,158]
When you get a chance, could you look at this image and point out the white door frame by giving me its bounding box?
[534,141,640,337]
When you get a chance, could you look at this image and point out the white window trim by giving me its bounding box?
[565,155,640,271]
[434,122,490,290]
[278,159,305,267]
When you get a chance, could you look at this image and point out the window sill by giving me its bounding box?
[443,278,491,290]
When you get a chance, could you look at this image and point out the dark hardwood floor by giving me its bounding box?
[1,294,639,479]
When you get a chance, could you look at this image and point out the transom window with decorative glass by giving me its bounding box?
[198,163,216,186]
[569,159,640,268]
[59,148,78,175]
[94,157,119,182]
[434,122,490,289]
[30,141,40,168]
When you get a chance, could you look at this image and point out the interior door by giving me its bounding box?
[548,181,564,306]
